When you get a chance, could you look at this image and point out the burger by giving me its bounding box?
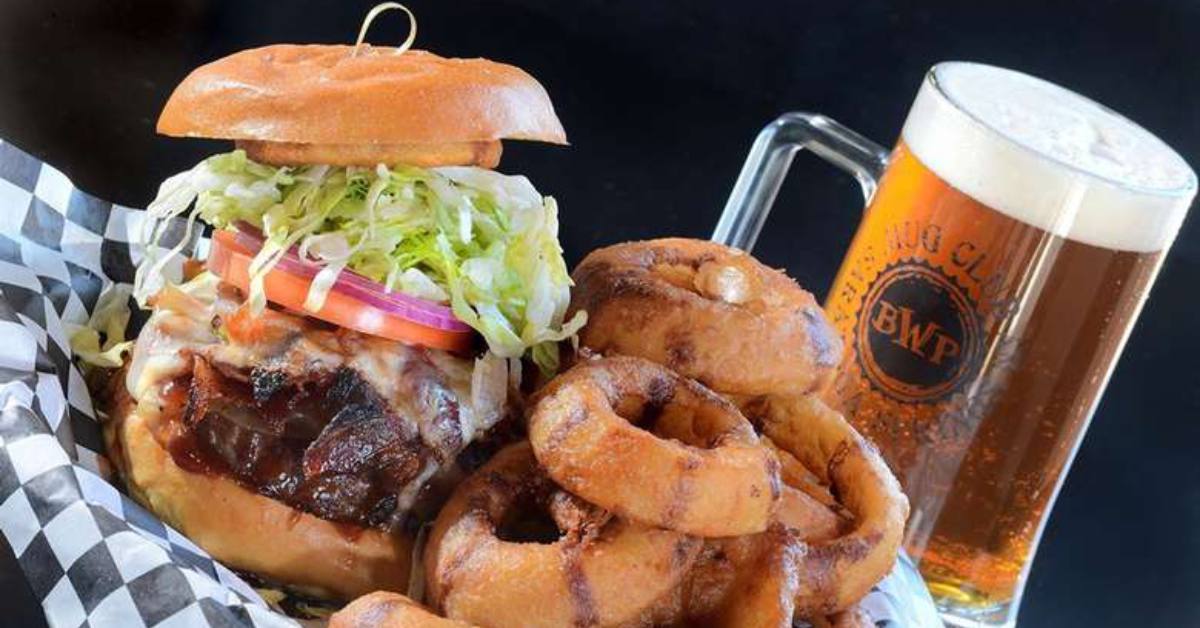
[102,38,580,601]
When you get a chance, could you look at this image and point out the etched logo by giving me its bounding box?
[856,260,982,403]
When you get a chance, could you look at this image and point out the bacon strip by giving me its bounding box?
[176,356,437,529]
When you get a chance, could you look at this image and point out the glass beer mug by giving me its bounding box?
[714,62,1196,627]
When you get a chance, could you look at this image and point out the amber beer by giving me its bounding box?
[822,64,1196,624]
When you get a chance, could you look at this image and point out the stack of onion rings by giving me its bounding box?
[563,240,907,625]
[335,238,909,628]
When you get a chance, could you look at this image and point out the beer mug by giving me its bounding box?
[714,62,1196,627]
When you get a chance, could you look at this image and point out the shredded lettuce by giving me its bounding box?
[67,284,135,368]
[137,150,585,372]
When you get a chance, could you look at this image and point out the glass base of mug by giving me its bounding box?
[928,579,1016,628]
[939,611,1015,628]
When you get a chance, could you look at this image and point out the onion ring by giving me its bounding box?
[528,356,779,537]
[330,592,473,628]
[742,395,909,616]
[623,527,801,628]
[700,526,802,628]
[764,436,847,516]
[424,442,701,628]
[765,438,853,543]
[774,485,844,543]
[237,139,503,168]
[568,239,842,397]
[809,605,873,628]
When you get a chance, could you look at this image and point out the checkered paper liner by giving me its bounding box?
[0,139,297,628]
[0,138,941,627]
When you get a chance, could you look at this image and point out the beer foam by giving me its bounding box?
[902,62,1196,251]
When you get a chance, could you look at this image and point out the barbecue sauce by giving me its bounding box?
[158,355,431,530]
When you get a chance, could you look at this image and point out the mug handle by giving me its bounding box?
[713,112,890,251]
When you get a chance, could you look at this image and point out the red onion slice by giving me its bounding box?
[228,224,471,333]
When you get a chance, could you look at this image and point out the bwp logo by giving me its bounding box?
[855,260,982,403]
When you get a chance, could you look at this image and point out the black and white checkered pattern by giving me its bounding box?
[0,399,293,628]
[0,139,296,628]
[0,137,940,626]
[0,139,200,475]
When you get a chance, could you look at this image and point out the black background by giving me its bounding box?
[1,1,1198,626]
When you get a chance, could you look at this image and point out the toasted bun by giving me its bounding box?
[157,45,567,148]
[103,377,413,601]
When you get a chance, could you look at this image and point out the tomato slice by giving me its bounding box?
[206,229,476,353]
